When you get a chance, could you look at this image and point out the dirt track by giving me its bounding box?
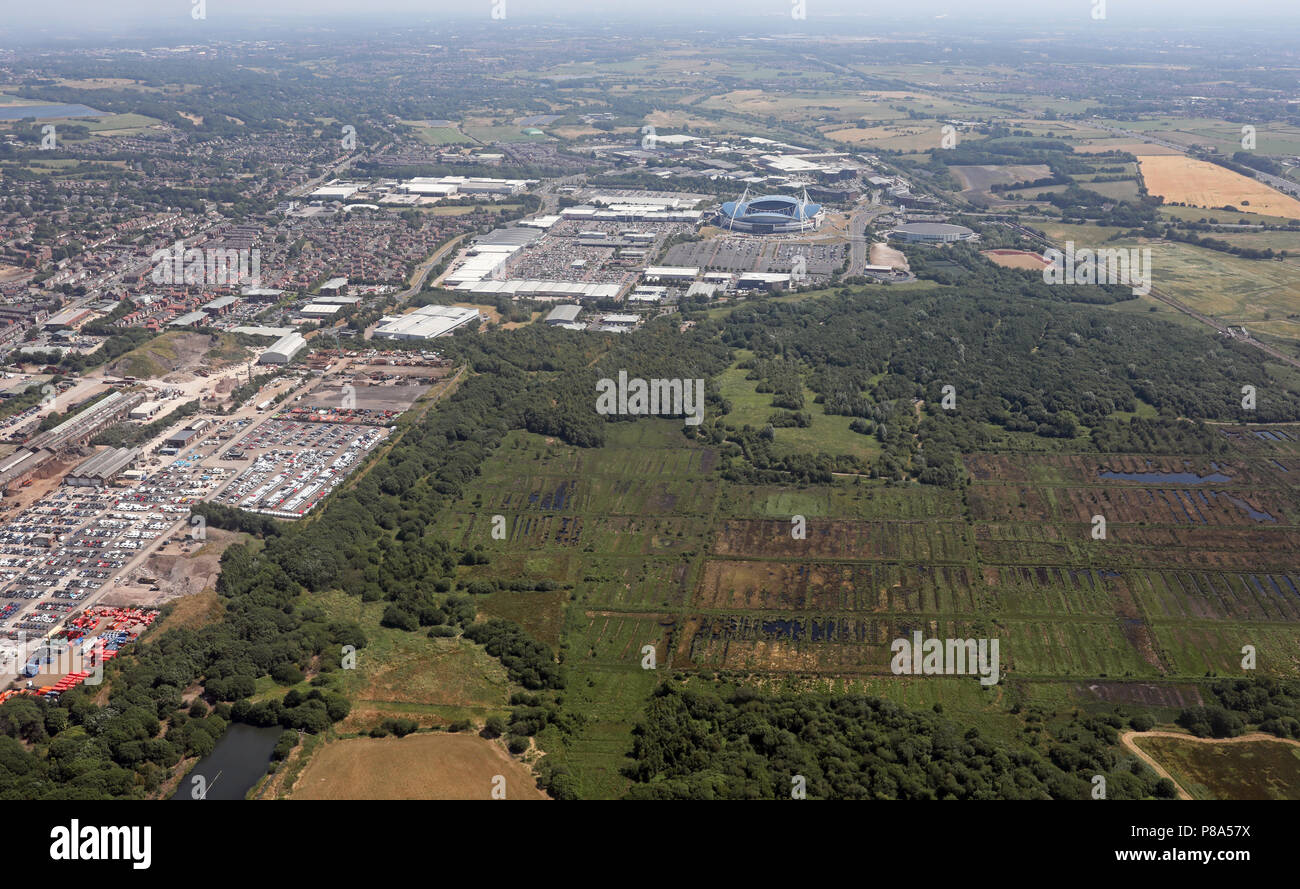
[1119,730,1300,800]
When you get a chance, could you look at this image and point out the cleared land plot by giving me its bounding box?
[1134,734,1300,800]
[983,249,1050,270]
[1138,155,1300,220]
[950,164,1051,195]
[300,383,430,412]
[290,733,547,800]
[309,589,511,733]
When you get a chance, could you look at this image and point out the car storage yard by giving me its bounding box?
[0,364,428,649]
[0,452,230,638]
[211,418,390,518]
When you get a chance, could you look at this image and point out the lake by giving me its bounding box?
[0,104,106,121]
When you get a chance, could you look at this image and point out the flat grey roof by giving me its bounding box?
[545,304,582,323]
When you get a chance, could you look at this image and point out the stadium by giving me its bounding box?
[888,222,977,244]
[715,190,824,234]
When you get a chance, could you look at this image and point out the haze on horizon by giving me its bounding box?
[8,0,1300,39]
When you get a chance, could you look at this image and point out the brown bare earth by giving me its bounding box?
[289,733,548,800]
[983,249,1050,270]
[1138,154,1300,219]
[869,242,909,271]
[104,527,247,608]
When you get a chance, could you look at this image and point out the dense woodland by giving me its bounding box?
[623,684,1178,800]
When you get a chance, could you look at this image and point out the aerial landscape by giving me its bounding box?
[1,0,1298,839]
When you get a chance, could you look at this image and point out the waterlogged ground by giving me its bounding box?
[424,420,1300,797]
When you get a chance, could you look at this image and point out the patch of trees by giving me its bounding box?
[190,501,283,538]
[716,281,1278,483]
[622,684,1177,800]
[1184,678,1300,739]
[1230,151,1284,177]
[462,620,564,691]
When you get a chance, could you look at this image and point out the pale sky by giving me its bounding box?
[8,0,1300,35]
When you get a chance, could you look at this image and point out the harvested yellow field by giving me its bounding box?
[290,733,549,800]
[1076,140,1181,155]
[1138,155,1300,219]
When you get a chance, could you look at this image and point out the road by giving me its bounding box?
[844,197,896,277]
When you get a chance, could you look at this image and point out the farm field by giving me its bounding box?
[1138,155,1300,220]
[950,164,1051,196]
[1133,734,1300,800]
[289,733,548,800]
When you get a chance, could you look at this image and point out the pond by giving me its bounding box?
[171,723,282,801]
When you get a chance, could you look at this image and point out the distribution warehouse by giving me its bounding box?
[373,305,481,340]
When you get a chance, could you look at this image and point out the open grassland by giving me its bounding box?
[402,121,473,145]
[1138,155,1300,220]
[717,362,880,461]
[1037,222,1300,339]
[309,588,511,734]
[463,124,550,143]
[1134,734,1300,800]
[290,733,547,800]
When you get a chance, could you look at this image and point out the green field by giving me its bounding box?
[1038,222,1300,339]
[414,383,1300,797]
[716,362,880,461]
[402,121,474,145]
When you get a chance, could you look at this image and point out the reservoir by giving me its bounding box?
[171,723,282,801]
[0,104,106,121]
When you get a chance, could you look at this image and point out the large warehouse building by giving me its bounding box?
[373,305,481,340]
[259,332,307,365]
[715,191,824,234]
[66,447,140,487]
[888,222,977,244]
